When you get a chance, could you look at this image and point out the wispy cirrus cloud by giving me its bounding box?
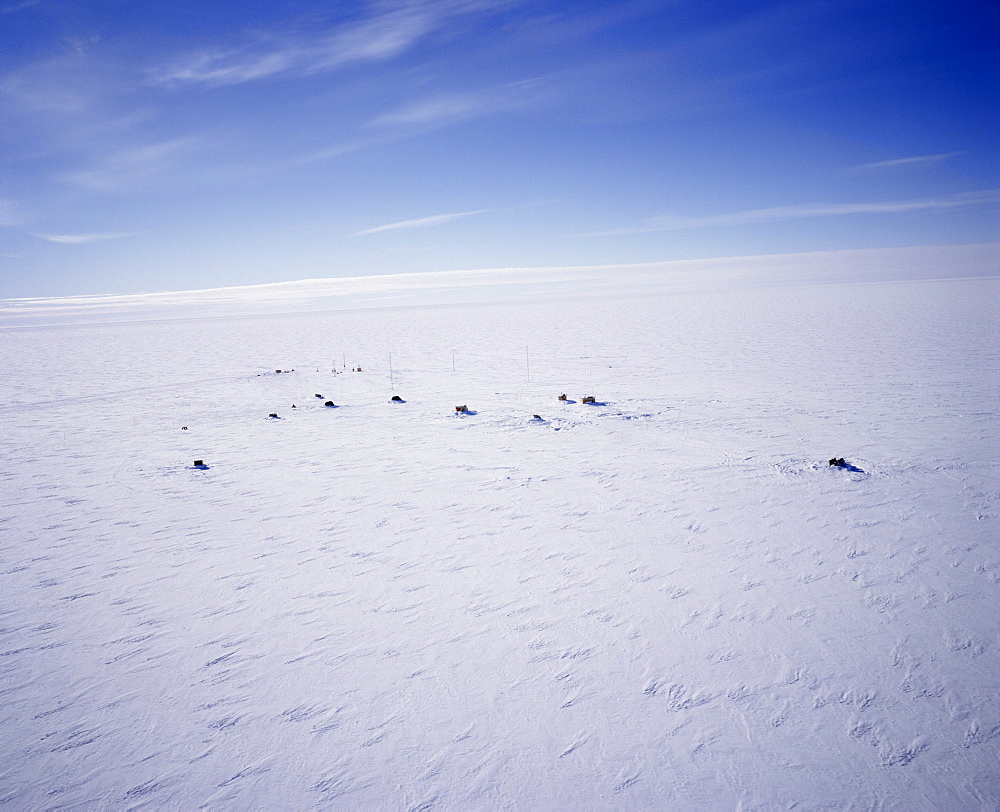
[588,190,1000,236]
[368,92,491,128]
[1,53,109,118]
[0,199,21,227]
[1,0,40,13]
[60,137,199,191]
[368,78,547,128]
[147,1,499,88]
[291,78,547,166]
[32,231,141,244]
[354,209,488,237]
[854,151,965,170]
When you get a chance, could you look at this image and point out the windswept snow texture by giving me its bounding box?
[2,276,999,809]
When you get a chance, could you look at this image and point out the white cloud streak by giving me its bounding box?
[854,152,964,170]
[369,92,489,128]
[588,191,1000,236]
[354,209,488,236]
[290,78,547,167]
[32,232,140,244]
[60,137,198,190]
[368,78,547,128]
[1,0,40,13]
[147,2,488,87]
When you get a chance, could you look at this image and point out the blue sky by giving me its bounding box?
[1,0,997,298]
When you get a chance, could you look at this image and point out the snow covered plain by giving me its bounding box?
[1,260,999,809]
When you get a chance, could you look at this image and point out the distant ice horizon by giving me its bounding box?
[2,242,997,328]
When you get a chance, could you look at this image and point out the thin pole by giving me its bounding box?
[389,354,394,390]
[452,351,456,372]
[526,346,530,383]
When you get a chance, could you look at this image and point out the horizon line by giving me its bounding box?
[5,242,998,305]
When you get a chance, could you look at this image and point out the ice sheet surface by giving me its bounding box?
[1,277,998,809]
